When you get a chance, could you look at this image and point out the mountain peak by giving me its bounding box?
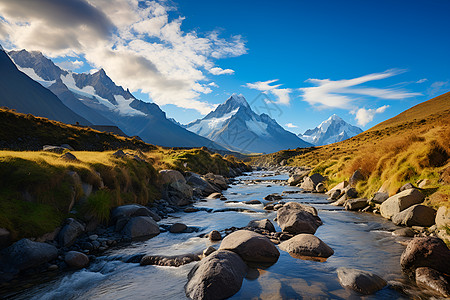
[227,93,250,108]
[328,114,342,121]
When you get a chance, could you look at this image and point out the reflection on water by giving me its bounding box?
[4,171,427,299]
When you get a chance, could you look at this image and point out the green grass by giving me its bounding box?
[82,189,112,223]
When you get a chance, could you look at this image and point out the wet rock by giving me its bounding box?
[0,239,58,274]
[415,267,450,297]
[392,228,415,237]
[112,204,161,223]
[219,230,280,264]
[264,194,282,201]
[186,172,220,196]
[370,192,389,204]
[392,205,436,227]
[247,219,276,232]
[209,230,222,241]
[279,234,334,258]
[337,267,387,295]
[349,170,365,187]
[57,218,85,247]
[121,216,160,240]
[326,181,348,196]
[264,204,275,211]
[316,183,326,193]
[244,200,261,205]
[141,253,200,267]
[184,207,199,213]
[345,198,368,211]
[170,223,187,233]
[329,190,341,200]
[380,189,425,219]
[203,173,228,190]
[65,251,89,269]
[400,237,450,275]
[185,250,247,300]
[276,203,322,234]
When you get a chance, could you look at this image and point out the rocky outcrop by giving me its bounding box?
[279,234,334,258]
[380,189,425,219]
[370,192,389,204]
[300,173,325,191]
[65,251,89,269]
[185,172,220,196]
[415,267,450,297]
[276,202,322,234]
[202,173,228,190]
[185,250,247,300]
[121,216,160,240]
[349,170,365,187]
[391,205,436,227]
[112,204,161,225]
[337,267,387,295]
[219,230,280,264]
[57,218,85,247]
[246,219,276,232]
[344,198,368,211]
[400,237,450,276]
[159,169,193,206]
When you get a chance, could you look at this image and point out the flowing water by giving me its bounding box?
[2,171,434,299]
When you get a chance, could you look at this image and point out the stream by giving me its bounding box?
[2,171,433,299]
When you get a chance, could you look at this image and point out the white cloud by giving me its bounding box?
[285,123,298,128]
[353,105,389,126]
[209,67,234,75]
[299,70,420,110]
[0,0,247,114]
[427,81,449,96]
[416,78,428,84]
[55,59,84,71]
[208,82,219,88]
[245,79,292,105]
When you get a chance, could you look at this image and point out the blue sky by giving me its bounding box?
[1,0,449,133]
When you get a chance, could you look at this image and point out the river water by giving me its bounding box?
[3,171,434,299]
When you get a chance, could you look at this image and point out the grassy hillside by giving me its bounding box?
[252,92,450,208]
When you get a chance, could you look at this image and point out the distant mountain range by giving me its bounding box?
[186,94,312,153]
[7,49,225,150]
[298,114,363,146]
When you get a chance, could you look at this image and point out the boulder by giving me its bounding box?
[345,198,368,211]
[316,183,326,193]
[0,239,58,273]
[159,169,186,185]
[415,267,450,297]
[329,189,341,200]
[170,223,187,233]
[392,228,415,237]
[345,187,358,199]
[185,172,220,195]
[167,181,193,206]
[264,193,282,201]
[219,230,280,263]
[282,202,318,216]
[300,177,315,191]
[370,192,389,204]
[337,267,387,295]
[279,234,334,258]
[326,181,348,196]
[203,173,228,190]
[380,189,425,219]
[399,183,416,192]
[392,205,436,227]
[349,170,365,187]
[112,204,161,223]
[185,250,247,300]
[400,237,450,275]
[288,174,304,186]
[65,251,89,269]
[0,228,11,248]
[60,152,78,161]
[57,218,85,247]
[247,219,276,232]
[276,203,322,234]
[309,173,325,185]
[121,216,160,240]
[435,206,449,230]
[209,230,222,241]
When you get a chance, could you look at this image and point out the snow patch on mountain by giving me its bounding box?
[188,108,239,137]
[15,66,55,87]
[114,95,145,116]
[245,118,269,136]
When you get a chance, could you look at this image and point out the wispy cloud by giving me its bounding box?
[416,78,428,84]
[245,79,292,105]
[353,105,389,126]
[285,123,298,128]
[0,0,247,114]
[209,67,234,75]
[299,70,420,110]
[427,81,449,96]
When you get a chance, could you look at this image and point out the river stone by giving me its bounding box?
[65,251,89,269]
[203,173,228,190]
[170,223,187,233]
[345,187,358,199]
[203,246,216,257]
[57,218,85,247]
[219,230,280,263]
[326,181,349,196]
[349,170,365,187]
[309,173,325,185]
[207,192,222,199]
[185,172,220,196]
[331,194,347,206]
[121,216,160,240]
[277,203,322,234]
[244,200,262,205]
[0,239,58,273]
[345,198,368,211]
[400,237,450,275]
[300,176,316,191]
[371,192,389,204]
[112,204,161,223]
[209,230,222,241]
[159,169,186,185]
[392,205,436,227]
[288,174,304,186]
[282,202,318,216]
[337,267,387,295]
[415,267,450,297]
[247,219,276,232]
[380,189,425,219]
[141,253,200,267]
[316,182,326,193]
[167,181,193,206]
[329,189,341,200]
[392,228,415,237]
[279,234,334,258]
[185,250,247,300]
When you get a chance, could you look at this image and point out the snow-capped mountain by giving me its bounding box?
[298,114,363,146]
[186,94,312,154]
[8,49,225,150]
